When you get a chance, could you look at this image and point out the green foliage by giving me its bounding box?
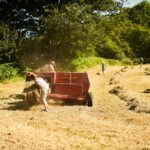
[7,76,24,82]
[1,0,150,72]
[80,0,123,12]
[106,59,122,66]
[0,64,18,82]
[70,57,100,71]
[21,0,150,69]
[121,57,132,65]
[0,0,123,38]
[0,24,21,65]
[125,25,150,58]
[95,10,133,60]
[22,4,99,67]
[97,36,126,60]
[69,57,122,71]
[128,0,150,27]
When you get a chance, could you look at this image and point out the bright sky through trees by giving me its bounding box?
[124,0,145,7]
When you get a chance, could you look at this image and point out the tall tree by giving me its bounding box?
[128,0,150,27]
[0,24,21,64]
[0,0,124,37]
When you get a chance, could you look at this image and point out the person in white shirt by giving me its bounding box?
[30,72,50,111]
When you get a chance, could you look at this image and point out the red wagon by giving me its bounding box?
[27,71,93,106]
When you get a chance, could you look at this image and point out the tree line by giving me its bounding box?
[0,0,150,74]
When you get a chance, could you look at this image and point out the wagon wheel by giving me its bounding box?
[85,92,93,107]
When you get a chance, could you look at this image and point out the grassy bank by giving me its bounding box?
[69,57,125,71]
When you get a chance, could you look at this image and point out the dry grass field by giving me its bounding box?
[0,65,150,150]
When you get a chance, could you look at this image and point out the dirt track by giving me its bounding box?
[0,65,150,150]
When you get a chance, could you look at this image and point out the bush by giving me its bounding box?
[106,59,122,65]
[70,57,100,71]
[144,58,150,63]
[121,58,132,65]
[0,64,18,82]
[69,57,123,71]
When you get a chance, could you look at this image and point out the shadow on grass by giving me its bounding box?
[1,94,87,111]
[1,94,32,111]
[48,99,85,107]
[4,101,31,111]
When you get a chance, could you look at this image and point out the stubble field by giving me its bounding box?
[0,65,150,150]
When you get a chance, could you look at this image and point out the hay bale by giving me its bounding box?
[120,67,128,72]
[145,68,150,75]
[143,89,150,93]
[110,80,120,85]
[114,71,121,75]
[109,86,125,95]
[109,77,120,85]
[126,98,139,110]
[136,105,150,113]
[128,101,139,111]
[22,81,41,105]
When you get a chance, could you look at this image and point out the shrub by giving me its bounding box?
[121,58,132,65]
[70,57,100,71]
[70,57,123,71]
[106,59,122,65]
[0,64,18,82]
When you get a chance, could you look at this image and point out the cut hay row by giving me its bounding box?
[109,86,150,113]
[109,66,150,114]
[145,67,150,75]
